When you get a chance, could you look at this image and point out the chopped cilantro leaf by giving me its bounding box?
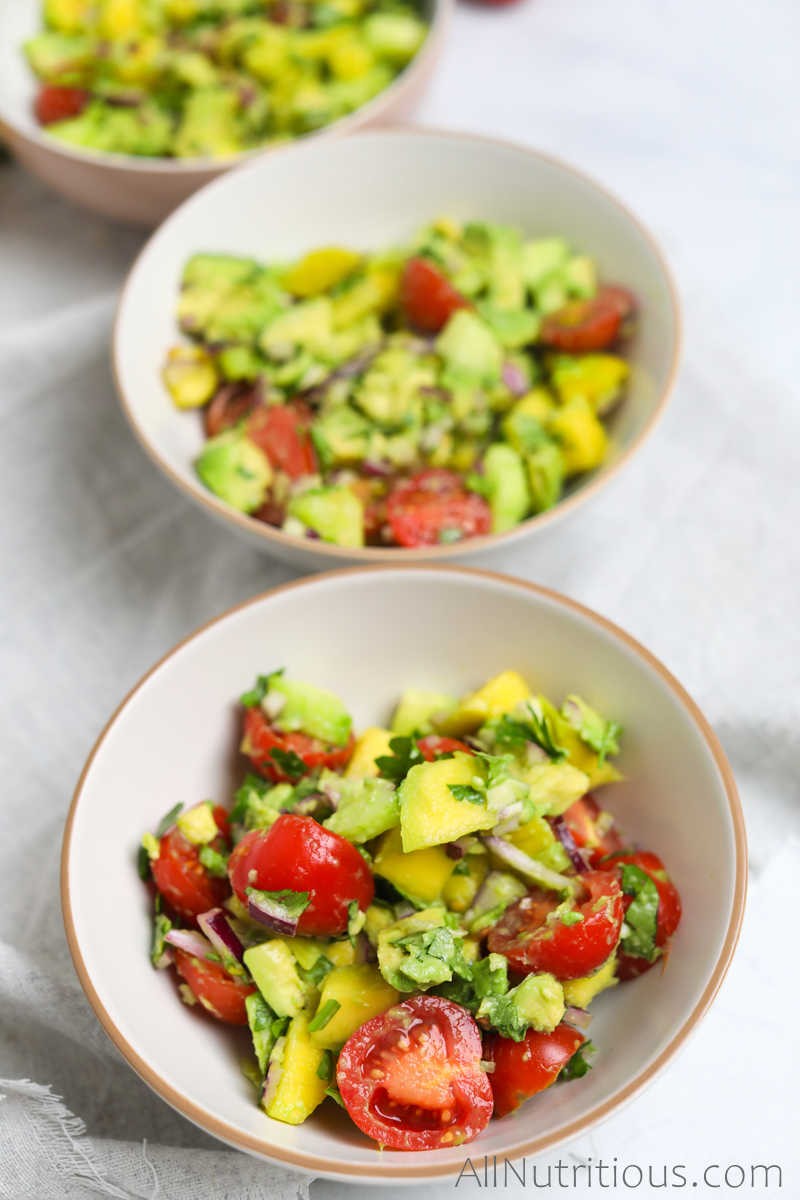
[316,1050,334,1081]
[494,702,567,761]
[198,845,229,877]
[245,887,310,923]
[619,864,660,962]
[240,670,283,709]
[137,844,151,880]
[155,802,183,838]
[560,1041,595,1081]
[269,747,307,782]
[308,999,341,1033]
[375,736,424,783]
[325,1083,344,1107]
[449,784,485,806]
[298,955,333,987]
[562,695,621,764]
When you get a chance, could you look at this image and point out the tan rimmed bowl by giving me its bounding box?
[0,0,448,227]
[113,128,681,570]
[62,566,745,1183]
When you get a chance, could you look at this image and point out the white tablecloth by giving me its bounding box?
[1,0,798,1195]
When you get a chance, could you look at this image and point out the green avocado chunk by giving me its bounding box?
[377,908,471,992]
[195,429,272,513]
[287,487,364,547]
[483,443,531,533]
[243,940,313,1018]
[477,971,565,1038]
[323,775,399,842]
[269,676,352,748]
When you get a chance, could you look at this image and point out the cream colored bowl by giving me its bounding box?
[62,567,745,1183]
[0,0,447,226]
[113,129,681,570]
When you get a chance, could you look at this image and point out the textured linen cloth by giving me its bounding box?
[1,0,799,1196]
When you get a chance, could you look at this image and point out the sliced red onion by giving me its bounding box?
[502,361,529,396]
[248,893,303,936]
[418,385,451,401]
[394,901,416,919]
[352,932,375,964]
[305,528,321,540]
[197,908,245,964]
[484,835,577,894]
[550,816,592,873]
[361,459,394,478]
[445,841,466,860]
[261,689,286,721]
[564,1006,592,1033]
[261,1037,286,1108]
[318,777,342,809]
[164,929,215,960]
[291,792,327,816]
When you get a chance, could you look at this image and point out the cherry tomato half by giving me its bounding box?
[336,995,493,1149]
[560,794,624,867]
[35,85,89,125]
[399,257,470,334]
[204,384,259,438]
[540,285,636,352]
[486,1023,586,1118]
[151,806,231,921]
[173,948,254,1025]
[242,705,355,782]
[607,850,683,980]
[487,870,624,980]
[228,814,374,936]
[246,404,316,479]
[417,735,475,760]
[387,469,492,548]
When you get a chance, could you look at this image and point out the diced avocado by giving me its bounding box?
[309,965,399,1049]
[331,266,398,328]
[355,345,433,429]
[549,354,629,415]
[482,443,531,534]
[182,254,260,290]
[195,429,272,513]
[549,396,608,476]
[561,694,621,765]
[537,695,622,788]
[506,815,571,874]
[377,908,469,992]
[390,689,457,737]
[563,255,597,299]
[311,405,371,468]
[484,224,526,311]
[216,345,267,382]
[24,33,93,84]
[246,992,280,1076]
[536,276,569,316]
[477,972,565,1038]
[526,441,565,513]
[231,776,292,831]
[203,273,286,344]
[269,676,352,747]
[283,247,362,297]
[287,486,364,547]
[162,344,218,409]
[364,902,395,946]
[478,305,540,350]
[173,85,245,159]
[260,298,333,360]
[521,238,570,288]
[176,801,218,845]
[513,761,590,818]
[435,670,532,738]
[239,25,290,83]
[262,1015,328,1125]
[243,940,312,1018]
[48,100,173,157]
[363,12,426,64]
[563,953,618,1009]
[400,754,494,852]
[373,826,456,906]
[502,390,556,454]
[280,936,355,971]
[436,311,503,387]
[442,852,489,914]
[464,870,527,933]
[323,776,399,842]
[345,727,394,779]
[44,0,94,34]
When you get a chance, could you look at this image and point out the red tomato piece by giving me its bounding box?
[399,257,470,334]
[560,794,624,866]
[204,384,259,438]
[35,85,89,125]
[241,706,354,782]
[487,870,624,980]
[336,995,493,1149]
[387,469,492,548]
[540,285,636,352]
[607,850,683,980]
[173,948,254,1025]
[246,405,317,479]
[151,815,230,922]
[417,735,475,761]
[486,1024,586,1118]
[228,814,374,937]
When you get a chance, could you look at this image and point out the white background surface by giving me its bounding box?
[1,0,799,1196]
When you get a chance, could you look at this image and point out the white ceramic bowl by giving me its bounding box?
[113,128,681,571]
[62,566,745,1183]
[0,0,447,226]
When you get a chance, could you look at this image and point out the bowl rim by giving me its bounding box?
[61,564,746,1182]
[111,126,683,562]
[0,0,451,174]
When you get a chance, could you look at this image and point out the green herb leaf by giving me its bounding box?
[316,1050,334,1081]
[494,702,567,762]
[198,845,229,877]
[308,999,341,1033]
[240,670,283,709]
[269,747,307,782]
[150,903,173,968]
[559,910,584,927]
[245,887,310,923]
[155,802,183,838]
[449,784,485,806]
[137,844,151,881]
[298,955,333,987]
[375,736,424,783]
[325,1083,344,1107]
[619,864,660,962]
[560,1041,595,1081]
[562,695,621,764]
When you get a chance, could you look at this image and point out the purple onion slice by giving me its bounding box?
[164,929,215,960]
[197,908,245,963]
[247,888,309,936]
[501,361,529,396]
[550,816,592,873]
[483,835,577,894]
[564,1005,592,1033]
